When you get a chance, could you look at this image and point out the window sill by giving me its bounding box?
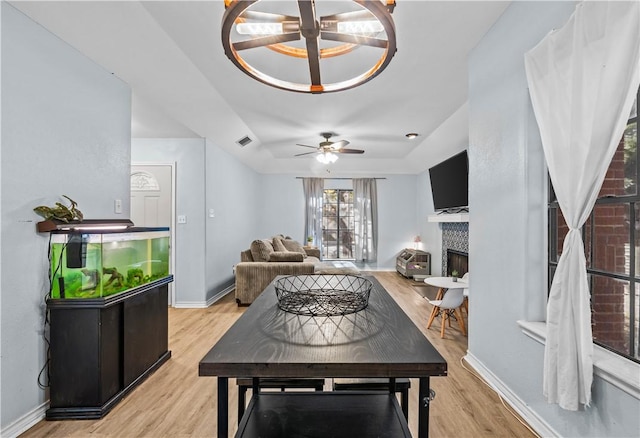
[518,320,640,400]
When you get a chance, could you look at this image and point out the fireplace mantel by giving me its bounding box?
[428,213,469,223]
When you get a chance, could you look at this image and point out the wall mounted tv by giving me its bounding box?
[429,150,469,212]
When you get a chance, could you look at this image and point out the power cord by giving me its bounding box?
[459,356,540,437]
[37,236,67,390]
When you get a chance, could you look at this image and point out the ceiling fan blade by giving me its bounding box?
[294,151,319,157]
[329,140,350,150]
[337,148,365,154]
[233,32,300,51]
[295,144,319,149]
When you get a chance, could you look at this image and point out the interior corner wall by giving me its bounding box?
[468,1,639,437]
[1,2,131,431]
[204,138,261,301]
[131,138,206,305]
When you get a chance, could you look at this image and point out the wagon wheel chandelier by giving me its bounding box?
[221,0,397,94]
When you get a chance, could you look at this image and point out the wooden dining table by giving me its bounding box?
[199,275,447,438]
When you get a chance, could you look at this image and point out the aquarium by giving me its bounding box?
[49,228,170,299]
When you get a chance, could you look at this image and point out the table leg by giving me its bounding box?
[237,383,247,425]
[217,377,228,438]
[418,377,432,438]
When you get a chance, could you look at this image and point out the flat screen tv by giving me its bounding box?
[429,150,469,212]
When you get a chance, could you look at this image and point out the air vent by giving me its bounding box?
[236,136,252,147]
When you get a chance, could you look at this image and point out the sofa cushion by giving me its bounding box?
[250,239,275,262]
[272,236,288,252]
[282,238,306,255]
[315,262,360,275]
[269,251,304,262]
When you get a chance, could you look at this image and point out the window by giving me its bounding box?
[322,189,355,260]
[548,87,639,362]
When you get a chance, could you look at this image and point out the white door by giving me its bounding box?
[131,164,174,304]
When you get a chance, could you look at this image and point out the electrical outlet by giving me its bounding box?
[114,199,122,214]
[177,215,187,224]
[209,208,215,218]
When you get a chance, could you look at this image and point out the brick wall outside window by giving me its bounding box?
[550,94,639,361]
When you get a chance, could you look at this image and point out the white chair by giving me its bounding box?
[426,288,466,338]
[461,273,469,314]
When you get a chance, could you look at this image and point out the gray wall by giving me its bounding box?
[1,2,131,429]
[468,1,639,436]
[205,138,261,301]
[131,138,206,305]
[376,175,419,268]
[256,175,307,240]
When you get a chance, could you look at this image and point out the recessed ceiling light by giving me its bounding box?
[405,133,419,139]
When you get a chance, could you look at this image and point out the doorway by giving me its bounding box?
[131,163,176,305]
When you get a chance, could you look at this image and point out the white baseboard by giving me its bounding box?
[463,351,558,438]
[173,285,234,308]
[2,401,48,438]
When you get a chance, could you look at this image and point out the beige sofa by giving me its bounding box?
[234,236,323,305]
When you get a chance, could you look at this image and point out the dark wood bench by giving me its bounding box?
[236,392,411,438]
[236,377,325,420]
[332,378,411,420]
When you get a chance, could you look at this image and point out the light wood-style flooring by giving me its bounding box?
[21,272,537,438]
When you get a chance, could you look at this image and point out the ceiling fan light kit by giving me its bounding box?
[222,0,397,94]
[316,151,339,164]
[295,132,365,162]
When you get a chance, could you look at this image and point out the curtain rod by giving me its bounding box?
[295,177,386,180]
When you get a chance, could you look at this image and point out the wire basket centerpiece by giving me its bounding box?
[275,275,372,316]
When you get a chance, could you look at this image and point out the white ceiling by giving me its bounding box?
[11,0,510,175]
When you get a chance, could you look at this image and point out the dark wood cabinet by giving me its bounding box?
[46,276,173,420]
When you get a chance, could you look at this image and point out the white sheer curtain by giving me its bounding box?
[353,178,378,262]
[302,178,324,248]
[524,1,640,411]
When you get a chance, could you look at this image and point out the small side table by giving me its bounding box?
[303,246,321,259]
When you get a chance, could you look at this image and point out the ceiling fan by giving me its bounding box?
[294,133,364,163]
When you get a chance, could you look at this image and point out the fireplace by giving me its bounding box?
[446,249,468,276]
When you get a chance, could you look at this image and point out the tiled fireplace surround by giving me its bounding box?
[440,222,469,276]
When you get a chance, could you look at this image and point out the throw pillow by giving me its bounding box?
[269,251,304,262]
[283,238,306,256]
[250,239,274,262]
[272,236,288,252]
